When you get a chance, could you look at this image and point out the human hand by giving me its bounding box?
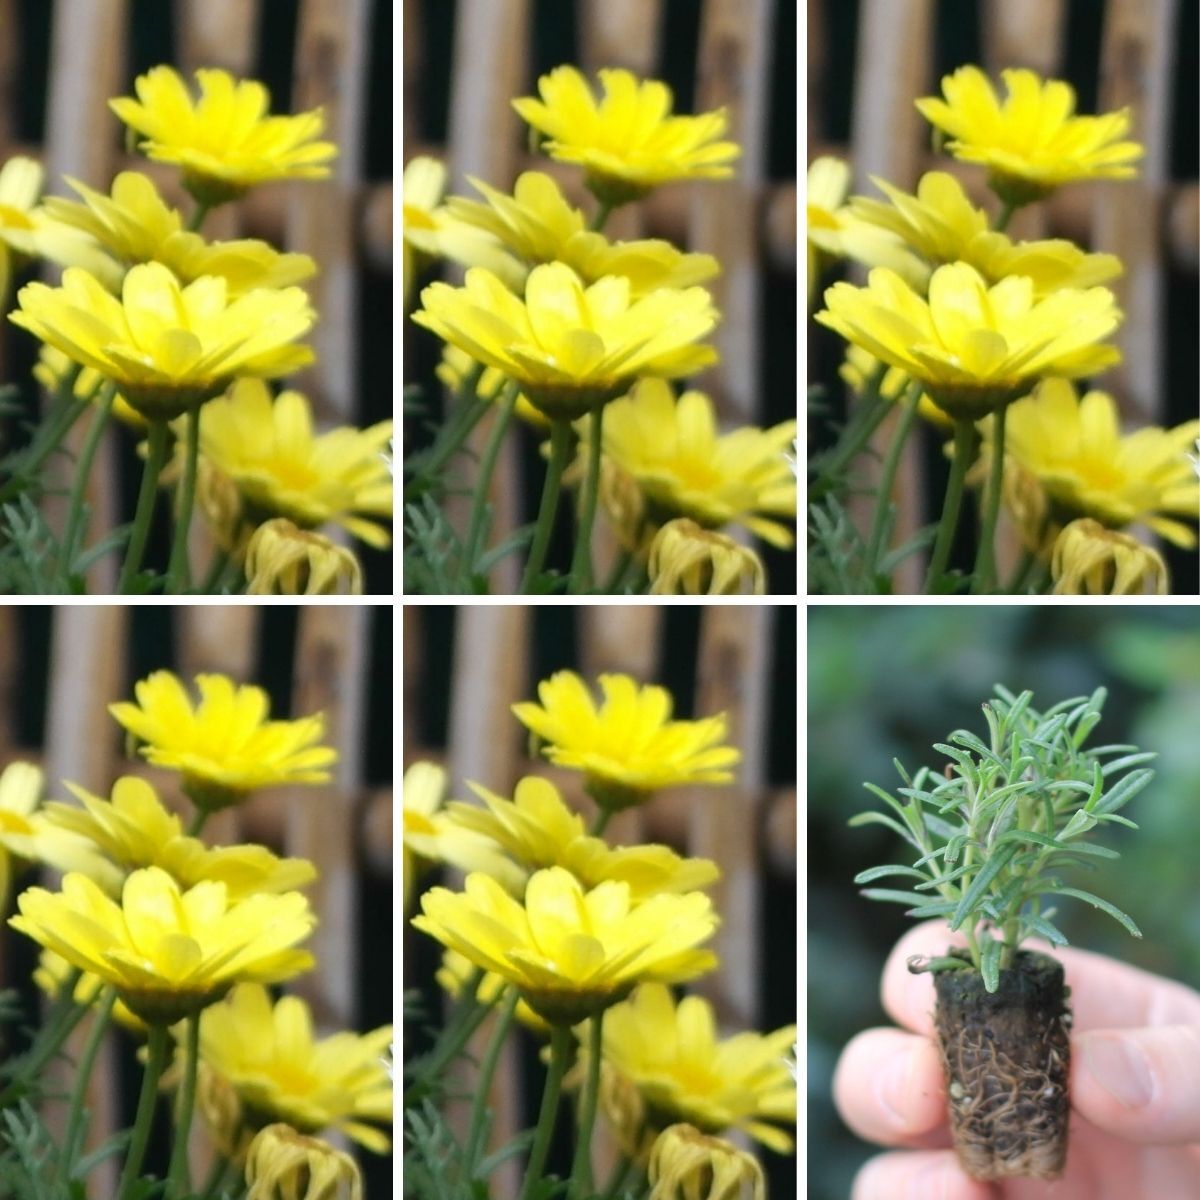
[833,921,1200,1199]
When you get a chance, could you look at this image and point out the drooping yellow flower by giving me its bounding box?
[992,378,1200,547]
[109,671,337,809]
[647,519,766,595]
[110,66,338,203]
[512,671,739,809]
[245,1125,362,1200]
[839,344,952,429]
[816,262,1122,420]
[592,380,796,546]
[194,983,392,1153]
[436,344,548,428]
[513,66,740,203]
[598,983,797,1153]
[195,380,393,549]
[647,1124,766,1200]
[10,866,315,1024]
[1051,518,1169,595]
[34,344,145,429]
[413,262,719,421]
[435,947,550,1036]
[244,519,364,594]
[915,66,1143,202]
[33,948,146,1034]
[10,263,315,420]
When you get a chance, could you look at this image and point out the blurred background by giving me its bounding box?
[404,0,798,593]
[808,0,1199,593]
[0,0,393,594]
[0,603,393,1195]
[404,603,797,1196]
[806,604,1200,1200]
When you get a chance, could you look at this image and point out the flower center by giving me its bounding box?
[1072,456,1126,493]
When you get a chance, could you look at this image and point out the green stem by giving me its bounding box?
[166,405,201,592]
[992,198,1018,232]
[166,1013,200,1198]
[590,808,613,837]
[1006,546,1038,593]
[589,199,615,232]
[0,388,88,504]
[520,420,572,592]
[600,1155,636,1200]
[117,419,170,592]
[569,1012,604,1198]
[403,366,487,498]
[923,419,979,592]
[519,1025,572,1200]
[972,405,1006,594]
[568,405,604,593]
[865,382,922,577]
[601,548,634,593]
[809,364,891,499]
[199,549,231,594]
[187,201,211,233]
[117,1024,169,1200]
[60,989,116,1175]
[58,382,116,587]
[463,989,519,1177]
[403,969,490,1111]
[197,1154,231,1200]
[187,808,209,837]
[460,383,518,587]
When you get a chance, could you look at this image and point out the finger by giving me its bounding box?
[852,1149,998,1200]
[1072,1024,1200,1144]
[833,1027,949,1147]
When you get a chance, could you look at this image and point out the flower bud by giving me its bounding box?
[1051,519,1168,595]
[244,520,363,595]
[647,1123,765,1200]
[245,1124,362,1200]
[648,520,765,595]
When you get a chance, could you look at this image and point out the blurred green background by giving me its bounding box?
[806,604,1200,1200]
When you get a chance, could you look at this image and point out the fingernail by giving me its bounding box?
[1083,1034,1154,1108]
[877,1046,915,1127]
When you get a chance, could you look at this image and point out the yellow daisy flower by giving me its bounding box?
[108,670,337,810]
[513,66,740,203]
[413,866,719,1025]
[413,262,719,421]
[839,345,952,430]
[109,66,338,204]
[994,378,1200,547]
[596,983,797,1153]
[436,344,548,429]
[590,379,797,547]
[511,670,740,809]
[915,66,1143,203]
[194,983,392,1153]
[648,1124,766,1200]
[435,947,550,1037]
[1051,518,1168,595]
[815,262,1122,420]
[10,262,315,420]
[195,379,393,549]
[9,866,315,1024]
[33,948,146,1035]
[647,519,766,595]
[245,1125,362,1200]
[244,519,364,595]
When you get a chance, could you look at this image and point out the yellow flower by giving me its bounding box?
[413,262,719,421]
[512,671,739,809]
[436,344,548,428]
[10,262,315,420]
[839,345,952,429]
[915,66,1143,202]
[435,947,550,1036]
[848,171,1123,295]
[599,983,797,1153]
[109,670,337,809]
[414,866,719,1024]
[816,262,1122,420]
[647,519,766,595]
[33,948,146,1034]
[9,866,315,1024]
[648,1124,766,1200]
[34,344,146,428]
[244,519,364,594]
[993,378,1200,547]
[1051,518,1169,595]
[195,380,392,548]
[513,66,740,203]
[245,1124,362,1200]
[195,983,392,1153]
[110,66,337,204]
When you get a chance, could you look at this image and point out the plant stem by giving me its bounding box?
[187,201,212,233]
[117,1023,169,1200]
[463,989,519,1177]
[600,1155,636,1200]
[972,404,1006,593]
[865,382,921,577]
[923,419,979,592]
[166,405,201,592]
[117,419,170,592]
[568,405,604,593]
[809,364,891,499]
[197,1154,231,1200]
[601,547,634,593]
[460,383,517,588]
[187,808,209,837]
[200,548,231,594]
[519,1025,572,1200]
[166,1013,200,1198]
[590,808,613,836]
[58,382,116,586]
[589,199,615,232]
[403,366,487,499]
[0,392,88,504]
[569,1012,604,1198]
[992,197,1018,232]
[520,420,572,591]
[60,988,116,1174]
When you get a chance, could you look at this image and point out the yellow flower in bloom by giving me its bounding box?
[848,172,1123,296]
[513,66,740,203]
[436,947,550,1036]
[195,380,393,548]
[648,1124,766,1200]
[648,519,766,595]
[599,983,797,1153]
[109,671,337,809]
[9,866,315,1024]
[839,345,952,430]
[513,671,740,808]
[110,66,337,204]
[34,949,146,1034]
[436,344,548,429]
[1051,519,1168,595]
[10,263,315,420]
[993,378,1200,547]
[195,983,392,1152]
[915,67,1143,202]
[244,519,364,595]
[413,262,719,421]
[413,866,719,1025]
[245,1124,362,1200]
[816,262,1122,420]
[34,344,145,429]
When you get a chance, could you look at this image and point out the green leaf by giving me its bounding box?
[1095,768,1154,815]
[860,888,936,907]
[996,829,1117,858]
[1051,887,1142,937]
[848,810,922,850]
[951,844,1017,931]
[905,899,959,918]
[980,937,1002,993]
[853,865,929,885]
[1099,753,1157,777]
[1025,914,1069,946]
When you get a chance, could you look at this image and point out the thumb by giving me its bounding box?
[1072,1024,1200,1144]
